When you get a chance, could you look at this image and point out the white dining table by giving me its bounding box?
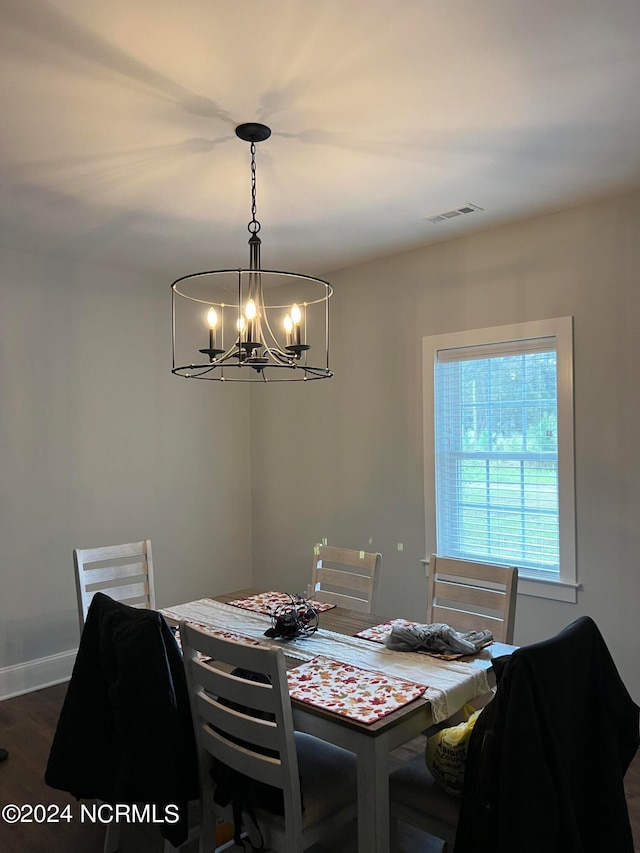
[162,590,514,853]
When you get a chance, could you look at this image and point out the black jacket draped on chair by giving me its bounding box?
[455,615,639,853]
[45,592,198,847]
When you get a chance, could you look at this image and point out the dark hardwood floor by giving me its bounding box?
[1,682,639,852]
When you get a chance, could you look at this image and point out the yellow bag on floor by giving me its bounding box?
[425,704,482,797]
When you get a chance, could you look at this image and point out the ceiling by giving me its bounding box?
[2,0,640,281]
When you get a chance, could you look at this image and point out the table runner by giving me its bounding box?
[161,598,489,722]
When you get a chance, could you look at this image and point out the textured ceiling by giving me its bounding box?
[1,0,640,281]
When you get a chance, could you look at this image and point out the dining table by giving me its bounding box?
[161,588,515,853]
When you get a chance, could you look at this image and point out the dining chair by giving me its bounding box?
[427,554,518,644]
[180,620,357,853]
[309,543,382,613]
[389,615,640,853]
[73,539,156,635]
[46,593,199,853]
[73,541,156,853]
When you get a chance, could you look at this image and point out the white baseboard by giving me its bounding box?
[0,649,77,701]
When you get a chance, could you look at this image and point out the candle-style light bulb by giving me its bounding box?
[283,313,293,347]
[207,307,218,349]
[290,303,302,345]
[236,316,246,334]
[245,298,256,342]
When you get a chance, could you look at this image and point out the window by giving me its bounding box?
[423,318,578,602]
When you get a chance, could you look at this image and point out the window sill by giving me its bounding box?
[517,577,581,603]
[420,558,581,603]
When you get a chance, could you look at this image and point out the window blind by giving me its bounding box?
[434,340,560,578]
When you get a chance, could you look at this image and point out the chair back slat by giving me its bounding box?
[84,581,150,611]
[78,560,148,586]
[430,605,506,637]
[433,579,507,612]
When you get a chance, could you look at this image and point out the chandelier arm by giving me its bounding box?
[259,302,292,360]
[262,346,294,365]
[212,342,242,364]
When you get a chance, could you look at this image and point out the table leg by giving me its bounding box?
[291,703,437,853]
[356,736,390,853]
[291,710,393,853]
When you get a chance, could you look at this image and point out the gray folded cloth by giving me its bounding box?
[384,623,493,655]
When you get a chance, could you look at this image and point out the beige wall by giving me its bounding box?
[251,190,640,701]
[0,248,252,681]
[2,189,639,703]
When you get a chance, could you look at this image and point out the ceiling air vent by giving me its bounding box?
[424,203,483,224]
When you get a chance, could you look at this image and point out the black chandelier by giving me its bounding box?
[171,123,333,382]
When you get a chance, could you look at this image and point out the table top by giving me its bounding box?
[165,587,515,735]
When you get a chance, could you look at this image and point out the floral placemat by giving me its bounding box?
[174,621,262,659]
[354,619,463,660]
[227,591,336,615]
[286,656,427,724]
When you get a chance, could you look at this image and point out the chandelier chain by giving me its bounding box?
[248,140,261,235]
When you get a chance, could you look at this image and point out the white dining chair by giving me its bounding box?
[73,539,156,635]
[73,540,160,853]
[390,556,519,849]
[180,620,357,853]
[309,543,382,613]
[427,555,518,644]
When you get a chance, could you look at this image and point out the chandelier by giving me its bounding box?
[171,123,333,382]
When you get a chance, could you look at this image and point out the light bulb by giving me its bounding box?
[290,304,302,346]
[245,299,257,321]
[236,316,246,333]
[206,307,219,354]
[283,314,293,334]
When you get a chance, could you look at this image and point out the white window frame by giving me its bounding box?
[423,317,579,603]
